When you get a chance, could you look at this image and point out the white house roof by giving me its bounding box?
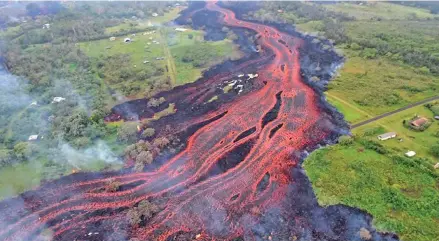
[175,27,188,32]
[28,135,38,141]
[52,97,66,103]
[378,132,396,139]
[405,151,416,157]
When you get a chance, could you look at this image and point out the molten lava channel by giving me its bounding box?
[0,2,398,241]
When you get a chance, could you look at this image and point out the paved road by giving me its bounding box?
[351,95,439,129]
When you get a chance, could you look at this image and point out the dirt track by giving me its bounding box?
[351,95,439,129]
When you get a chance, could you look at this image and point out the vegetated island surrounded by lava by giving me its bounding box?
[0,2,400,241]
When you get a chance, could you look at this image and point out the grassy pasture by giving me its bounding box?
[322,2,436,20]
[304,143,439,241]
[80,26,241,95]
[353,104,439,160]
[104,7,183,34]
[327,50,439,123]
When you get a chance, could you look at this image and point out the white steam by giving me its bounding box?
[59,141,122,168]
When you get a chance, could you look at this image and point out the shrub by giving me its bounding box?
[141,128,155,138]
[136,151,153,165]
[126,200,160,226]
[430,144,439,158]
[338,135,354,146]
[117,122,138,143]
[106,179,121,192]
[359,139,388,154]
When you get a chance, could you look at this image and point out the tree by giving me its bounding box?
[136,151,153,165]
[126,200,159,226]
[117,122,138,143]
[338,135,354,146]
[137,200,159,220]
[59,110,91,141]
[0,149,13,167]
[362,48,377,59]
[127,209,141,225]
[430,144,439,157]
[26,3,41,18]
[153,137,170,149]
[106,179,121,192]
[13,142,35,161]
[141,128,155,138]
[133,161,145,172]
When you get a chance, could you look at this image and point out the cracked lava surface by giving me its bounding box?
[0,2,399,241]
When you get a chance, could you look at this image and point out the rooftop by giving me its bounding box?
[377,132,396,139]
[411,117,428,127]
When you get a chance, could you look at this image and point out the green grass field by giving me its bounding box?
[353,104,439,161]
[80,32,165,65]
[323,2,435,20]
[304,144,439,241]
[326,49,439,123]
[81,24,241,95]
[295,3,439,241]
[104,7,183,34]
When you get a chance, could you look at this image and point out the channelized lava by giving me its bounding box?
[0,2,399,241]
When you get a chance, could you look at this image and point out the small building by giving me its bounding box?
[175,27,188,32]
[405,151,416,157]
[30,101,38,106]
[410,117,428,128]
[43,23,50,29]
[377,132,397,141]
[28,135,39,141]
[143,60,150,64]
[52,97,66,103]
[152,13,158,17]
[124,38,131,43]
[434,116,439,120]
[434,162,439,169]
[247,73,259,79]
[109,36,116,41]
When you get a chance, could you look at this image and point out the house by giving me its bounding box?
[43,23,50,29]
[434,116,439,120]
[52,97,66,103]
[247,73,259,79]
[377,132,397,141]
[109,36,116,41]
[152,13,158,17]
[143,60,150,64]
[175,27,188,32]
[124,38,131,43]
[28,135,39,141]
[410,117,428,127]
[30,101,38,106]
[434,163,439,169]
[405,151,416,157]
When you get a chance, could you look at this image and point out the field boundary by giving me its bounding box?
[351,95,439,129]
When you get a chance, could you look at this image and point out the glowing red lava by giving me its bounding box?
[0,2,397,241]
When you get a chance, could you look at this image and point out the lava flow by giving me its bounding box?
[0,2,399,241]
